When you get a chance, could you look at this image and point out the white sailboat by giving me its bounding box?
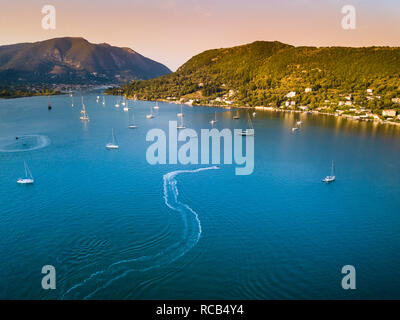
[177,104,183,117]
[71,94,74,107]
[17,162,34,184]
[237,112,255,136]
[122,97,126,106]
[177,111,185,129]
[123,99,129,112]
[106,128,119,149]
[210,111,218,125]
[115,97,120,108]
[102,96,105,106]
[146,106,154,119]
[233,110,240,119]
[80,97,89,121]
[322,160,336,183]
[128,109,137,129]
[153,102,159,110]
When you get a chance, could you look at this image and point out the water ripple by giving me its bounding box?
[0,134,50,153]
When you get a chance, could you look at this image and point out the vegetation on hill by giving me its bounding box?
[0,86,60,99]
[107,41,400,116]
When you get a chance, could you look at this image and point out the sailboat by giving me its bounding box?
[17,162,34,184]
[210,111,218,125]
[106,128,119,149]
[146,106,154,119]
[153,102,159,110]
[237,112,255,136]
[71,94,74,107]
[115,97,120,108]
[177,111,185,129]
[128,109,137,129]
[177,104,183,117]
[233,110,240,119]
[122,97,126,106]
[96,95,100,103]
[47,95,52,110]
[102,96,105,106]
[123,99,129,112]
[80,97,90,121]
[322,160,336,183]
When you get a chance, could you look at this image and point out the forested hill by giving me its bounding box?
[110,41,400,113]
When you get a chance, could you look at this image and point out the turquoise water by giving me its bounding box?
[1,92,400,299]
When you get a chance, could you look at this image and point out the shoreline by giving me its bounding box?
[128,96,400,129]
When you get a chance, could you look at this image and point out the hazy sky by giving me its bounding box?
[1,0,399,70]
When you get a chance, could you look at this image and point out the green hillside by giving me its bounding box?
[108,41,400,114]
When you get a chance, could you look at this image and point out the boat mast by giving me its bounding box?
[248,112,253,129]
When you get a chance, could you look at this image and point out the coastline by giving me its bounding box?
[122,95,400,129]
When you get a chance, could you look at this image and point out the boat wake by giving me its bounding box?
[62,166,219,299]
[0,135,50,153]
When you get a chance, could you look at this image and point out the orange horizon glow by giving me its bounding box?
[1,0,400,71]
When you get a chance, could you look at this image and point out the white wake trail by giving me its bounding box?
[62,166,219,299]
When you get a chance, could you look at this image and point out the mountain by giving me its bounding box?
[0,37,171,84]
[112,41,400,113]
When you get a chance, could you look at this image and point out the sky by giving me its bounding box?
[1,0,399,71]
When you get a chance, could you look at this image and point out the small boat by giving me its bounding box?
[236,112,255,136]
[177,111,185,129]
[102,96,105,106]
[233,110,240,119]
[291,127,299,132]
[297,121,304,125]
[322,160,336,183]
[47,95,52,110]
[210,111,218,125]
[123,100,129,112]
[106,128,119,149]
[177,104,183,117]
[80,98,90,121]
[17,162,34,184]
[128,110,137,129]
[71,94,74,107]
[122,97,126,106]
[153,102,159,110]
[146,106,154,119]
[96,96,100,103]
[253,112,256,117]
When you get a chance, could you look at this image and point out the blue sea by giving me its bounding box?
[1,91,400,299]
